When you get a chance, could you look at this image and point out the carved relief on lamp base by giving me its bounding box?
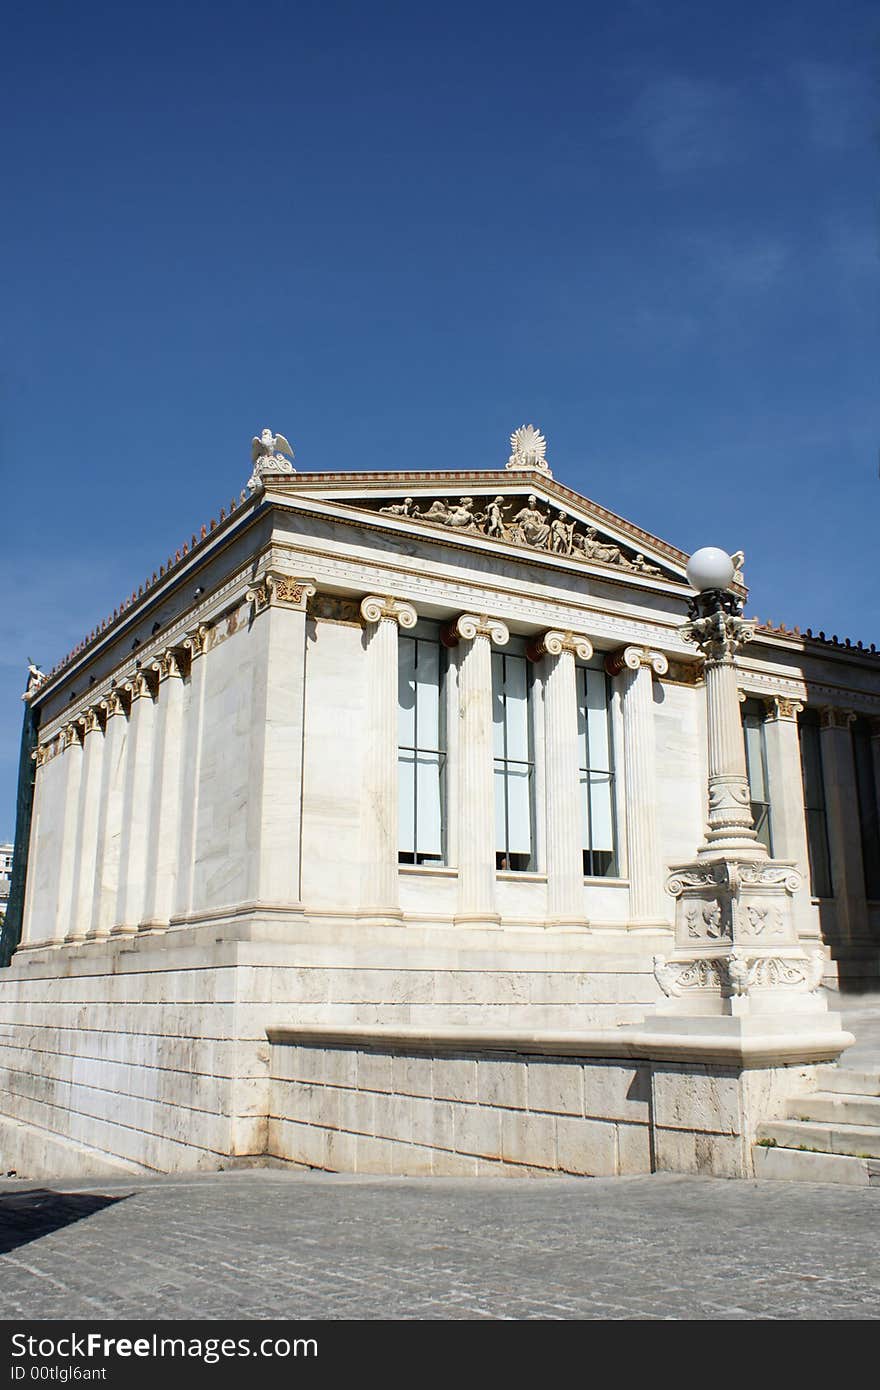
[653,854,830,1019]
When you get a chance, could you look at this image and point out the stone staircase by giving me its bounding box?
[753,1064,880,1186]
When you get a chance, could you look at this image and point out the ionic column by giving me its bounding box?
[69,708,106,942]
[243,575,317,910]
[606,645,669,928]
[820,707,867,944]
[762,696,816,941]
[19,748,47,947]
[444,613,510,928]
[53,723,84,942]
[173,624,209,921]
[359,595,417,920]
[530,630,593,927]
[682,602,760,855]
[141,649,187,931]
[111,670,157,935]
[89,693,126,938]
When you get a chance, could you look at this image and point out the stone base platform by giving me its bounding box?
[0,923,854,1180]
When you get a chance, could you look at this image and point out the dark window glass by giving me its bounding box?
[493,651,535,872]
[577,665,617,877]
[741,698,773,854]
[852,718,880,900]
[397,633,446,865]
[798,710,833,898]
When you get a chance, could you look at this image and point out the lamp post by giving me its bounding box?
[683,548,761,857]
[655,547,830,1021]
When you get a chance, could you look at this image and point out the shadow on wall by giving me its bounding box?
[0,1188,128,1256]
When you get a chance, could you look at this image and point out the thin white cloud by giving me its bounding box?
[633,75,743,174]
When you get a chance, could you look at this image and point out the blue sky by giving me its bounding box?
[1,0,877,836]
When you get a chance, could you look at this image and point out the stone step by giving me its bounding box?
[787,1092,880,1126]
[753,1144,880,1186]
[756,1118,880,1159]
[814,1066,880,1097]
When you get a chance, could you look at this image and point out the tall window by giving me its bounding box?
[852,718,880,900]
[577,663,617,877]
[798,710,833,899]
[398,631,445,864]
[493,649,535,871]
[741,699,773,854]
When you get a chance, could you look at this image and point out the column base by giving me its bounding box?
[356,910,405,929]
[627,918,672,935]
[137,919,169,935]
[453,912,503,930]
[544,915,591,932]
[107,925,138,938]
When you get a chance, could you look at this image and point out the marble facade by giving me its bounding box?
[1,433,878,1178]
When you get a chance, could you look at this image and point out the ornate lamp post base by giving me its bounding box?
[658,854,827,1020]
[652,556,844,1034]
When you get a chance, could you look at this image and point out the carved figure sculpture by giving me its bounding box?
[582,527,623,564]
[422,500,451,522]
[632,553,662,576]
[511,496,551,548]
[443,498,480,530]
[485,497,507,539]
[550,510,575,555]
[380,497,415,517]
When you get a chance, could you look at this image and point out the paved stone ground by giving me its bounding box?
[0,1170,877,1320]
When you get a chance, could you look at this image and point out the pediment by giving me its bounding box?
[267,469,692,588]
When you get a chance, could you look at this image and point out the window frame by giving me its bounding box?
[397,627,447,867]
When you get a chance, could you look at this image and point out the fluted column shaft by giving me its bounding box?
[54,730,83,942]
[173,626,208,921]
[70,712,105,941]
[762,697,815,941]
[820,707,866,944]
[91,694,127,937]
[360,596,417,919]
[112,674,156,935]
[539,631,593,926]
[682,598,760,856]
[142,651,186,930]
[245,576,317,909]
[608,646,668,926]
[447,614,510,927]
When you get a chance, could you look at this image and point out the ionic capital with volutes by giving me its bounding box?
[151,647,187,682]
[359,595,418,629]
[526,630,593,663]
[604,645,668,677]
[440,613,509,648]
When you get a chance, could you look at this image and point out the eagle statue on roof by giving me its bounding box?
[247,428,296,493]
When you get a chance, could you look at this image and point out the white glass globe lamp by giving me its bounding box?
[686,547,735,593]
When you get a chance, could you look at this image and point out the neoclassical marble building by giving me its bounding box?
[1,427,878,1180]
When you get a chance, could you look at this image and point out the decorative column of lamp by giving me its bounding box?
[655,547,830,1020]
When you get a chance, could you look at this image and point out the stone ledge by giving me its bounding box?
[267,1021,854,1069]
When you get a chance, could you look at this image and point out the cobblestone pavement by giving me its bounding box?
[0,1171,877,1320]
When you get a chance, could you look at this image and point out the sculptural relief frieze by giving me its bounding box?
[372,492,676,581]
